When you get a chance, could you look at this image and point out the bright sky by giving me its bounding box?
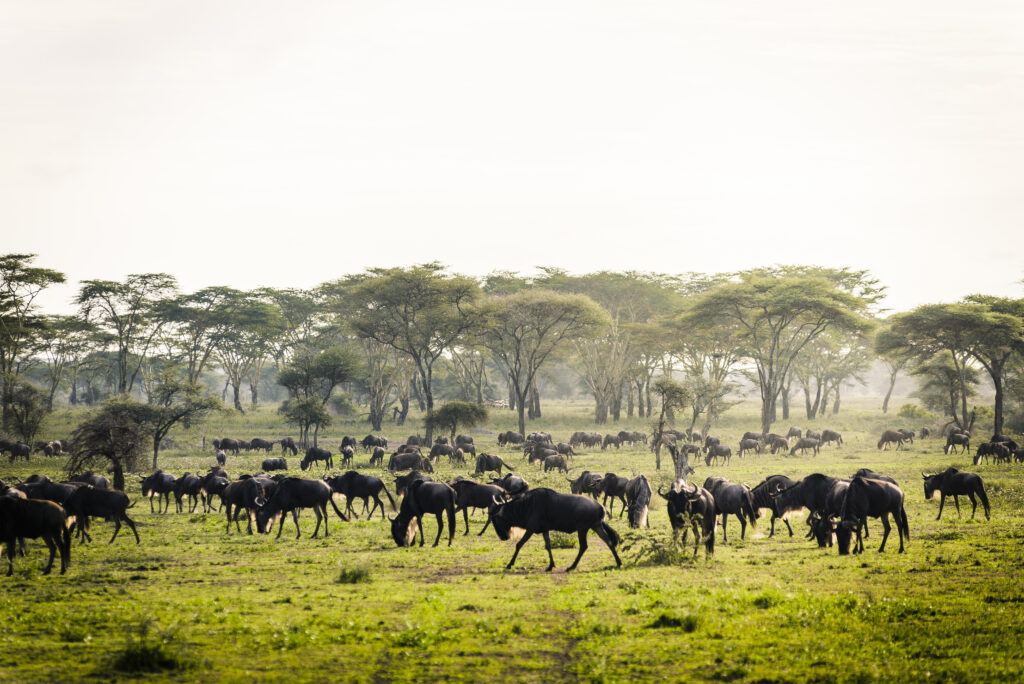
[2,1,1022,314]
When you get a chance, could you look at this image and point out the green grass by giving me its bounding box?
[1,397,1023,682]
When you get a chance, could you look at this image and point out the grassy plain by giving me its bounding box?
[1,398,1023,683]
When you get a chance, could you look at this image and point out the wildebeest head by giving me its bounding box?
[388,513,418,547]
[922,472,937,500]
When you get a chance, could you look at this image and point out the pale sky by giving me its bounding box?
[2,1,1022,314]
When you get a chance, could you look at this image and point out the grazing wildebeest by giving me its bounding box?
[703,436,720,453]
[388,451,433,473]
[370,446,386,467]
[738,438,761,458]
[279,437,298,456]
[770,473,842,524]
[173,473,204,513]
[704,444,732,466]
[300,447,333,471]
[751,475,798,537]
[448,478,507,535]
[337,446,354,468]
[0,497,71,576]
[765,435,789,454]
[262,457,288,472]
[923,468,990,520]
[216,450,227,466]
[602,434,621,450]
[568,471,604,499]
[498,431,525,447]
[394,471,433,497]
[805,478,854,553]
[624,474,651,529]
[256,478,348,539]
[975,442,1011,465]
[340,436,358,452]
[390,480,456,548]
[841,476,909,553]
[786,427,802,439]
[658,481,716,558]
[944,432,971,455]
[475,453,513,477]
[490,473,529,497]
[362,434,387,451]
[789,438,821,456]
[555,442,575,459]
[140,471,176,514]
[221,477,273,534]
[920,427,931,439]
[63,486,139,545]
[488,488,621,572]
[543,454,569,473]
[820,429,843,448]
[448,448,466,465]
[429,443,455,462]
[324,471,395,520]
[599,473,629,517]
[219,438,242,454]
[877,430,906,451]
[251,438,275,452]
[703,477,757,541]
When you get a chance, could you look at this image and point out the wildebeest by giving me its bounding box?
[789,438,821,456]
[216,450,227,466]
[405,435,425,447]
[429,443,455,462]
[974,442,1011,465]
[362,434,387,451]
[738,438,760,458]
[0,497,72,576]
[920,427,932,439]
[221,477,274,534]
[568,471,603,499]
[324,471,395,520]
[389,480,456,548]
[394,471,433,497]
[68,472,109,489]
[370,446,386,467]
[923,468,990,520]
[219,438,242,454]
[336,446,353,468]
[251,438,275,452]
[703,477,757,541]
[703,435,720,453]
[555,442,575,459]
[599,473,629,516]
[805,429,822,441]
[279,437,298,456]
[256,478,348,539]
[340,435,358,451]
[488,488,622,572]
[199,473,229,512]
[498,431,525,447]
[770,473,842,523]
[140,471,176,514]
[448,478,507,535]
[62,485,139,545]
[877,430,906,451]
[624,474,651,529]
[820,429,843,448]
[897,428,915,444]
[455,434,474,447]
[841,477,909,553]
[543,454,569,473]
[944,432,971,455]
[300,447,333,471]
[765,435,789,454]
[751,475,798,537]
[475,453,513,477]
[658,481,716,558]
[786,427,802,439]
[262,457,288,472]
[173,473,204,513]
[16,478,81,507]
[389,451,433,473]
[704,444,731,466]
[601,434,621,450]
[490,473,529,497]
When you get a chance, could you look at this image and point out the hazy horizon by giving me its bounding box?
[3,1,1022,315]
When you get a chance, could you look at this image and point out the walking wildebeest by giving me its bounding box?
[789,438,821,456]
[256,478,348,539]
[738,438,761,458]
[324,471,395,520]
[173,473,204,513]
[388,451,433,473]
[449,478,507,535]
[300,447,333,471]
[0,497,72,576]
[897,429,915,444]
[703,477,757,541]
[279,437,298,456]
[390,480,456,548]
[624,474,651,529]
[601,434,621,450]
[751,475,798,537]
[877,430,906,451]
[765,435,789,454]
[923,468,990,520]
[488,488,622,572]
[140,471,176,514]
[658,481,716,558]
[786,427,802,439]
[705,444,731,466]
[599,473,629,517]
[944,432,971,455]
[251,438,275,452]
[221,477,273,534]
[63,486,140,545]
[219,438,242,454]
[820,429,843,448]
[362,434,387,451]
[543,454,569,473]
[475,453,513,477]
[840,476,909,553]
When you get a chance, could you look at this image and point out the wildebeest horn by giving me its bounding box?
[254,496,265,506]
[921,472,929,479]
[387,514,395,522]
[656,485,669,500]
[491,495,504,507]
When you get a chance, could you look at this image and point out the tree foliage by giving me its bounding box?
[424,401,488,444]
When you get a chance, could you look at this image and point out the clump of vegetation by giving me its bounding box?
[337,566,371,584]
[620,530,690,566]
[898,403,935,420]
[647,612,700,632]
[109,620,194,674]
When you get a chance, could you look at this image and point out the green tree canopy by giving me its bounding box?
[424,401,489,444]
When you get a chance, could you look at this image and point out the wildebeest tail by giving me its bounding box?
[899,506,910,540]
[501,457,513,472]
[125,499,136,509]
[743,490,758,526]
[381,483,396,510]
[977,486,991,516]
[600,520,620,547]
[329,496,349,522]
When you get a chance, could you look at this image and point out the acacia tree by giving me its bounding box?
[145,375,222,468]
[479,289,607,436]
[76,274,177,395]
[684,269,871,434]
[67,396,150,491]
[349,264,480,442]
[877,301,1024,434]
[424,401,488,444]
[0,254,65,429]
[909,353,981,428]
[161,286,244,386]
[277,344,359,446]
[38,315,96,410]
[649,377,691,474]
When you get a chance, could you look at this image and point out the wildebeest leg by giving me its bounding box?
[739,515,747,540]
[721,514,728,542]
[784,517,793,537]
[369,495,383,520]
[109,518,124,544]
[566,530,588,572]
[311,506,324,538]
[967,493,978,519]
[149,493,155,514]
[459,506,470,535]
[432,513,445,547]
[478,512,493,536]
[593,524,622,567]
[418,515,426,547]
[42,535,57,575]
[618,496,626,518]
[863,518,870,539]
[5,541,14,576]
[953,495,962,518]
[506,531,533,569]
[542,531,556,571]
[123,514,140,544]
[878,514,891,552]
[936,495,945,520]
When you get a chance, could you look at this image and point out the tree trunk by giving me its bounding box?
[232,383,245,413]
[810,381,822,417]
[781,384,790,420]
[507,381,516,412]
[530,385,541,419]
[594,395,608,424]
[992,374,1004,436]
[411,376,426,412]
[832,386,841,415]
[313,424,319,447]
[645,381,653,418]
[111,458,125,492]
[152,436,160,470]
[626,385,634,418]
[250,381,259,407]
[398,396,409,426]
[882,371,898,414]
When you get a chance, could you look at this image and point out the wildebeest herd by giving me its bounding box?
[0,424,1005,576]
